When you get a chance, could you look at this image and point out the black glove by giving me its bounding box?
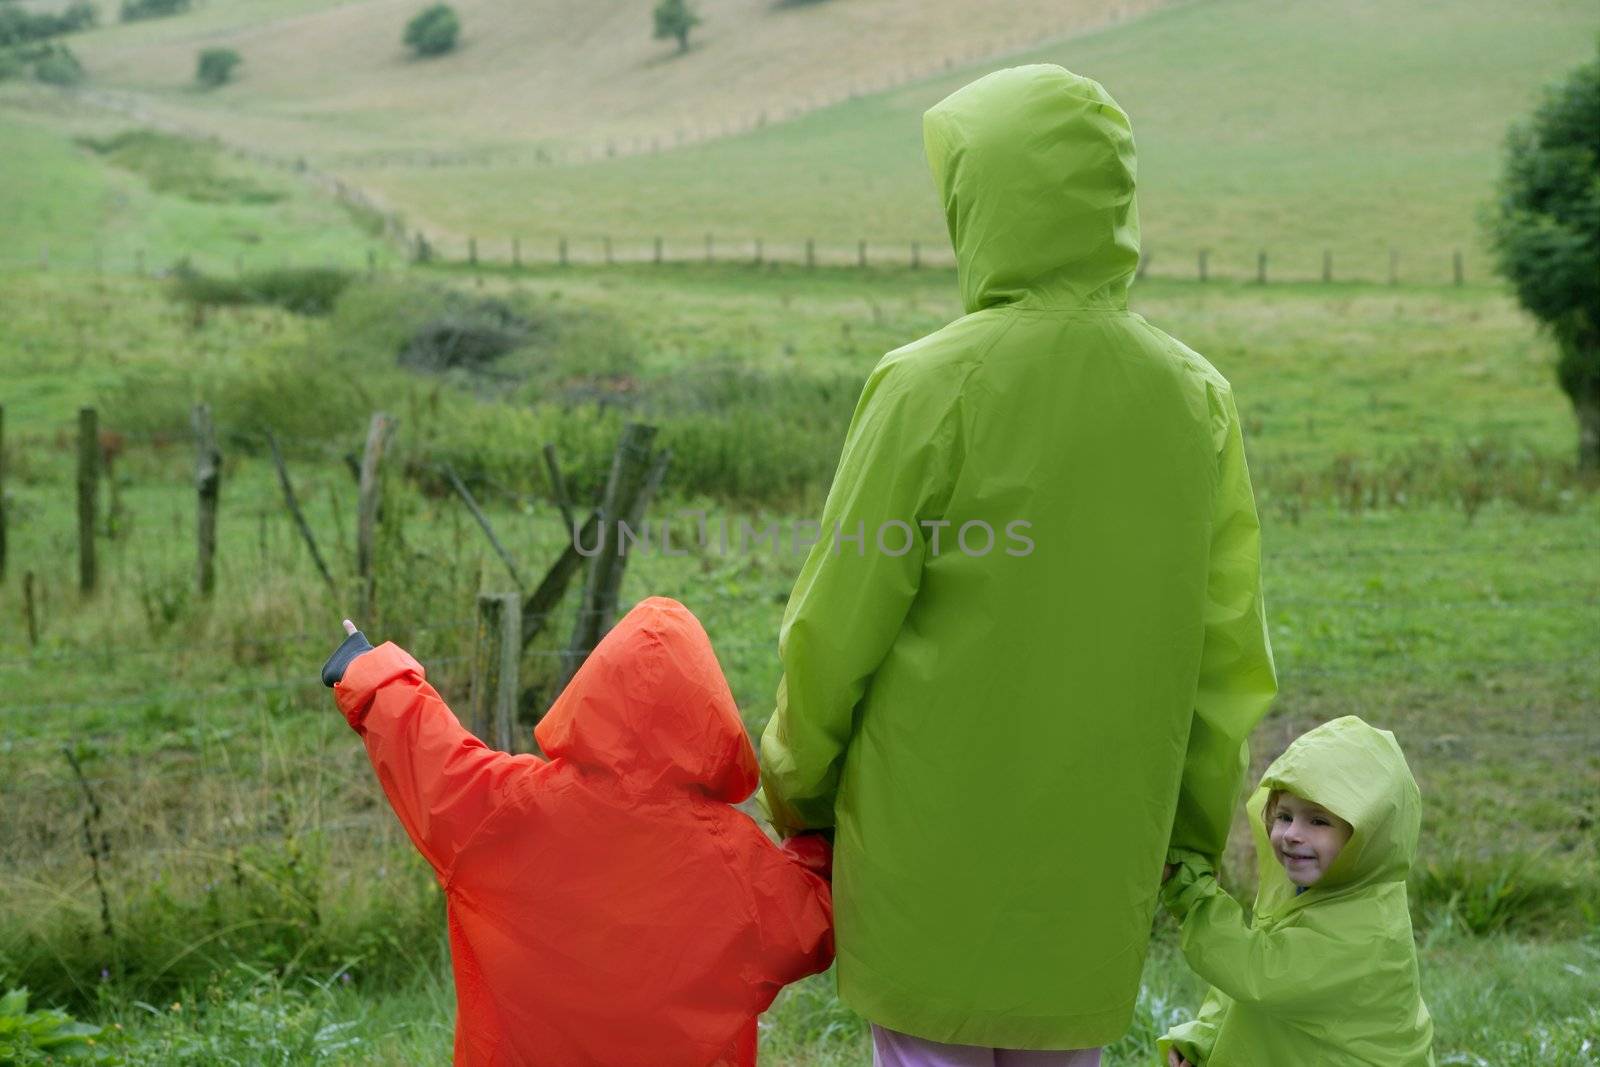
[321,630,374,687]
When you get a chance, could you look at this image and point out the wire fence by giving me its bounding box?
[0,238,1487,289]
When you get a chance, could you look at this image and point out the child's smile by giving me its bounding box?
[1268,792,1354,887]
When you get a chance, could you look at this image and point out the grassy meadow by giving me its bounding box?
[3,0,1599,1061]
[1,255,1596,1062]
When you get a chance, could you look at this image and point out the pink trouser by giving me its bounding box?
[871,1025,1103,1067]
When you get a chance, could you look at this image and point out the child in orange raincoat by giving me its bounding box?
[321,597,835,1067]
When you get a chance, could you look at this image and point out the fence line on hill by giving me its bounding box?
[2,237,1481,288]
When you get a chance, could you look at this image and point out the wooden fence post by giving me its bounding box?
[911,241,920,270]
[654,236,663,265]
[469,237,478,267]
[472,592,521,752]
[1197,249,1209,284]
[1257,251,1267,285]
[443,462,525,591]
[1453,250,1464,287]
[77,407,97,595]
[561,423,660,690]
[0,404,7,583]
[267,432,337,595]
[23,571,38,647]
[805,238,815,269]
[356,412,393,622]
[1322,250,1332,284]
[193,404,221,597]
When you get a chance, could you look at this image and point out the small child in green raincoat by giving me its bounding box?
[1158,716,1435,1067]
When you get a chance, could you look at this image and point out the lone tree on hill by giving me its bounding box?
[404,3,458,57]
[195,46,240,87]
[1488,47,1600,470]
[653,0,699,54]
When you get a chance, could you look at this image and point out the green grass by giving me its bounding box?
[0,261,1594,1060]
[357,0,1600,281]
[28,934,1599,1064]
[0,90,394,275]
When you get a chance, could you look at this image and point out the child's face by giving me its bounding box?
[1268,792,1354,887]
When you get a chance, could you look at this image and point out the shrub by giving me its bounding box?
[119,0,188,20]
[0,986,116,1064]
[0,1,95,46]
[195,46,240,88]
[78,130,285,205]
[1487,47,1600,469]
[170,264,353,316]
[402,3,458,57]
[31,42,82,85]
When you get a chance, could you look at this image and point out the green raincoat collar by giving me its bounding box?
[1248,716,1422,920]
[923,64,1140,314]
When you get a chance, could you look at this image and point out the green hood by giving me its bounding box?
[1247,715,1422,920]
[923,64,1140,314]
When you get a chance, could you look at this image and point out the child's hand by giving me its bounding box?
[1162,863,1176,884]
[321,619,374,688]
[1167,1049,1192,1067]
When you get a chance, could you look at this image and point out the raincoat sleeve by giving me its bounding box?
[758,356,964,836]
[1157,989,1228,1066]
[1169,384,1277,863]
[334,642,537,879]
[1160,857,1366,1010]
[729,819,836,988]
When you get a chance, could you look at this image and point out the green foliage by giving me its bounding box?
[402,4,458,58]
[1411,851,1598,937]
[118,0,188,22]
[397,297,533,373]
[0,986,118,1064]
[32,42,84,85]
[652,0,699,53]
[1487,47,1600,463]
[0,1,96,47]
[78,130,285,205]
[169,265,353,316]
[194,47,240,89]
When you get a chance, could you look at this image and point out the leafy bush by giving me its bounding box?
[31,42,83,85]
[1487,47,1600,469]
[170,264,353,316]
[118,0,188,22]
[398,299,531,373]
[0,1,96,46]
[194,47,240,88]
[402,4,458,57]
[0,986,117,1064]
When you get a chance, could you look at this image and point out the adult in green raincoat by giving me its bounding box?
[1159,716,1434,1066]
[758,64,1277,1050]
